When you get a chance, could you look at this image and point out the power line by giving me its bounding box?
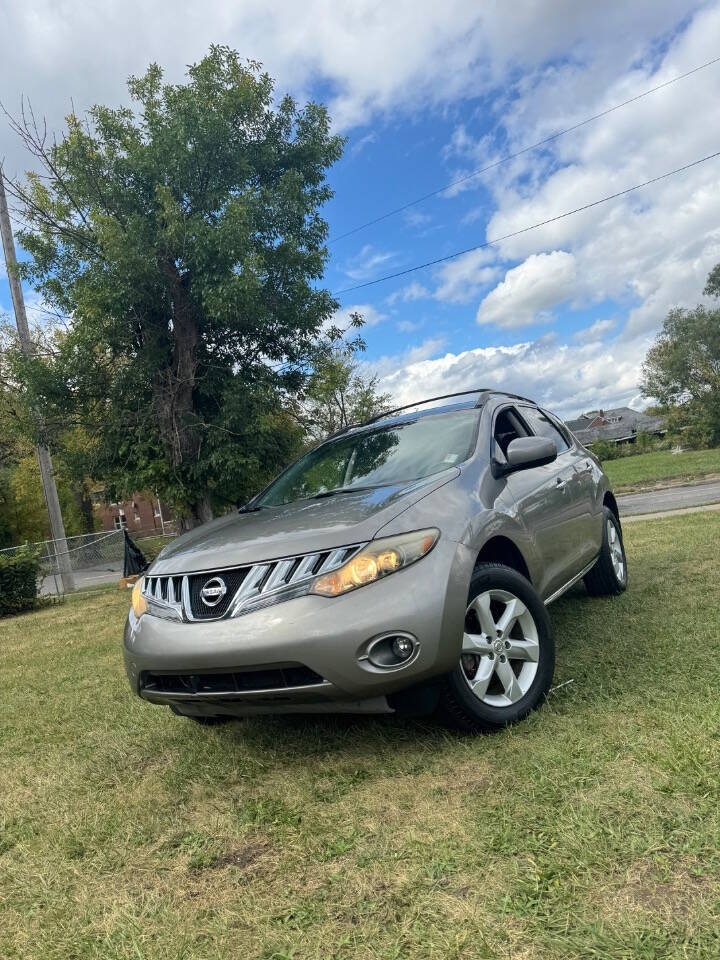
[330,54,720,245]
[333,149,720,296]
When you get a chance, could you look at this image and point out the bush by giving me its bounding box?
[591,440,619,462]
[633,430,656,454]
[0,548,42,617]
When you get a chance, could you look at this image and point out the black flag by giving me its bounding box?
[123,530,148,577]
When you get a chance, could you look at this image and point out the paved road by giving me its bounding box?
[618,479,720,516]
[40,564,122,596]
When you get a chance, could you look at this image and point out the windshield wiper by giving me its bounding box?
[237,502,264,514]
[311,485,378,499]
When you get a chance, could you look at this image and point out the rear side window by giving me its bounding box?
[521,406,570,453]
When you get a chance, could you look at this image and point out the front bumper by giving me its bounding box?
[123,537,474,716]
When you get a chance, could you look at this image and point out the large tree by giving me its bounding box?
[6,47,344,525]
[641,265,720,447]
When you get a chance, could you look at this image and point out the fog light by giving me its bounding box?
[364,632,418,669]
[391,635,414,661]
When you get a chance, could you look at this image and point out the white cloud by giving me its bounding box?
[453,3,720,339]
[365,336,447,379]
[574,318,616,342]
[342,244,397,282]
[3,0,717,381]
[333,303,387,328]
[349,132,377,157]
[403,209,432,228]
[0,2,701,176]
[376,330,651,419]
[397,318,423,333]
[432,248,499,303]
[385,281,430,305]
[476,251,576,328]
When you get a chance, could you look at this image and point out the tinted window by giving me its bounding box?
[493,407,530,459]
[257,409,480,506]
[521,407,570,453]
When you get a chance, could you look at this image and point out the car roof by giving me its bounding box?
[341,389,537,434]
[317,390,539,446]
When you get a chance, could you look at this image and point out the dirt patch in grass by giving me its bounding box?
[607,858,713,921]
[205,840,271,871]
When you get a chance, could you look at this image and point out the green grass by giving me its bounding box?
[602,447,720,491]
[2,514,720,959]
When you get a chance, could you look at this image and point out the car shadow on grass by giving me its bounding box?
[182,581,631,760]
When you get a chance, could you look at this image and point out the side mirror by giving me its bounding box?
[492,436,557,477]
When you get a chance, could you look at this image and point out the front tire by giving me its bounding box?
[438,563,555,733]
[583,507,628,597]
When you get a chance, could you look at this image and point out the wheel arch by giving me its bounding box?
[603,490,620,522]
[474,535,532,584]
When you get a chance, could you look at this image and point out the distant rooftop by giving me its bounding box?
[565,406,666,444]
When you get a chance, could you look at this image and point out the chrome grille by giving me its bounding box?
[186,567,249,620]
[142,544,363,622]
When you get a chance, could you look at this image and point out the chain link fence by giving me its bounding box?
[0,529,177,597]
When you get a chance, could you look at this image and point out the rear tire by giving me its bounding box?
[583,507,628,597]
[438,563,555,733]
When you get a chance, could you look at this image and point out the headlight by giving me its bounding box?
[131,577,147,619]
[311,529,439,598]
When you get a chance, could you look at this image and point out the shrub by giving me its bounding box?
[591,440,619,462]
[0,548,42,617]
[677,422,715,450]
[633,430,657,454]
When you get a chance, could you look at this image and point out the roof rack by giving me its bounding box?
[362,388,535,426]
[321,388,537,443]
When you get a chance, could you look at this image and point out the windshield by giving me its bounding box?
[256,409,479,507]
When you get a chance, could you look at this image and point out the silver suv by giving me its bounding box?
[124,389,627,732]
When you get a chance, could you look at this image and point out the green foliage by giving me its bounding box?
[7,47,345,525]
[0,446,87,547]
[704,262,720,298]
[641,265,720,447]
[590,440,619,461]
[0,547,41,617]
[304,342,391,441]
[632,430,655,454]
[591,432,658,463]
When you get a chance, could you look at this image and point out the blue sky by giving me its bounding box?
[3,0,720,418]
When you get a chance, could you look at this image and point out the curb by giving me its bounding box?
[623,502,720,523]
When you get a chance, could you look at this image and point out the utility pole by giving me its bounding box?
[0,165,75,592]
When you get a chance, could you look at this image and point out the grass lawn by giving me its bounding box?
[2,514,719,960]
[602,447,720,492]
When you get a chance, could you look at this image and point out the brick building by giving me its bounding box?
[93,491,175,535]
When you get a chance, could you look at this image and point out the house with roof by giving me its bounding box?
[564,406,666,447]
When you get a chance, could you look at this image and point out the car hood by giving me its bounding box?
[150,469,459,575]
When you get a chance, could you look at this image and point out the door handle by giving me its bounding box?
[556,476,567,489]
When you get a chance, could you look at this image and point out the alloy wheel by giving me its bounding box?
[461,588,540,707]
[608,519,626,585]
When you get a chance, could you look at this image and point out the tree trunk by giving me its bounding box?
[180,494,214,531]
[74,481,96,533]
[153,263,214,529]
